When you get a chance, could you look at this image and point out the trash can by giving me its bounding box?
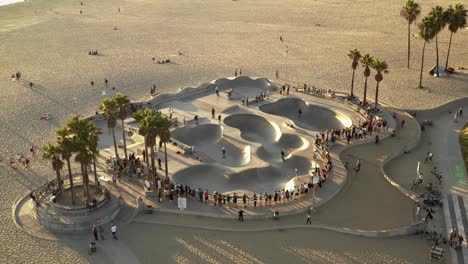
[273,211,280,220]
[90,242,96,253]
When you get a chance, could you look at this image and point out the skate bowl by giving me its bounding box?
[259,97,352,131]
[218,76,278,100]
[223,114,280,143]
[172,124,223,145]
[172,155,312,194]
[172,124,250,167]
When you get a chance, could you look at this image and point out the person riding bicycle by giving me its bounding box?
[418,173,423,184]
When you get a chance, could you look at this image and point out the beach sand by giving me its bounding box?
[0,0,466,262]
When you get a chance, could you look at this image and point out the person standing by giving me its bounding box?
[98,225,104,240]
[222,147,226,159]
[104,78,109,87]
[157,157,162,169]
[238,209,244,222]
[242,193,247,208]
[111,224,118,240]
[92,226,99,241]
[218,114,221,124]
[306,213,311,224]
[211,107,215,119]
[215,86,219,96]
[234,69,238,77]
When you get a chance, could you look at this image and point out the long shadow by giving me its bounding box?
[15,79,75,113]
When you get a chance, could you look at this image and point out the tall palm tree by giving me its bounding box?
[400,0,421,69]
[156,114,172,178]
[113,93,131,160]
[444,4,467,70]
[67,115,96,201]
[347,49,362,98]
[99,98,119,158]
[428,5,447,77]
[360,54,374,105]
[371,59,389,110]
[418,16,437,88]
[134,108,154,166]
[88,124,102,192]
[43,143,64,193]
[56,127,76,205]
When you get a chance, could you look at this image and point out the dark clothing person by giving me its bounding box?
[92,226,98,241]
[238,210,244,221]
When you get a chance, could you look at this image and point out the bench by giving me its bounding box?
[430,247,444,261]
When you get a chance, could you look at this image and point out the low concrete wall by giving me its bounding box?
[380,111,422,202]
[33,195,123,232]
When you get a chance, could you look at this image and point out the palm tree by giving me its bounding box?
[371,59,389,110]
[428,5,447,77]
[360,54,374,105]
[113,93,131,160]
[400,0,421,69]
[444,4,467,70]
[67,115,97,201]
[56,127,76,205]
[418,16,437,88]
[87,124,102,192]
[134,108,154,166]
[99,98,119,158]
[156,114,172,178]
[43,143,64,193]
[347,49,362,98]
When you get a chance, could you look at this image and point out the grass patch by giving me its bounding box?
[462,124,468,171]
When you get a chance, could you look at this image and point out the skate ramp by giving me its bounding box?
[215,76,278,100]
[172,155,311,193]
[172,124,250,167]
[172,124,223,145]
[224,114,280,143]
[260,97,351,131]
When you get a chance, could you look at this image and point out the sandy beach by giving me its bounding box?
[0,0,467,263]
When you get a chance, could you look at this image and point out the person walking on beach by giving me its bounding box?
[91,80,94,88]
[275,70,279,79]
[218,114,221,124]
[111,224,118,240]
[215,86,219,96]
[104,78,109,87]
[92,226,98,241]
[234,69,238,77]
[306,213,311,224]
[239,69,242,75]
[211,107,215,119]
[459,107,463,117]
[242,193,247,207]
[29,82,34,89]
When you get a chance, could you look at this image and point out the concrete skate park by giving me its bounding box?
[13,75,468,264]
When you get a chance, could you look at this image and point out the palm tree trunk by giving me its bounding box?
[121,120,128,159]
[150,145,156,180]
[55,169,62,193]
[81,164,87,198]
[374,82,380,110]
[363,77,368,105]
[350,69,356,98]
[144,136,149,166]
[419,42,426,88]
[111,127,118,158]
[407,22,411,69]
[84,165,90,201]
[445,32,453,70]
[435,34,439,77]
[93,157,98,192]
[164,142,169,177]
[66,158,75,205]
